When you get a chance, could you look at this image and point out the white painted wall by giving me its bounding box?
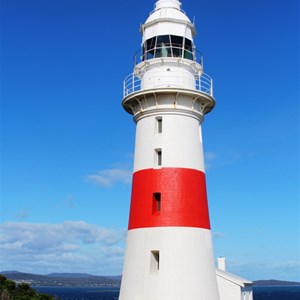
[133,113,205,172]
[119,227,219,300]
[241,287,253,300]
[141,65,196,90]
[216,275,253,300]
[216,276,241,300]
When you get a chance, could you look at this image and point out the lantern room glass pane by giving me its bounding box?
[145,36,156,60]
[156,35,171,57]
[142,35,195,61]
[184,38,193,60]
[170,35,183,57]
[143,35,195,60]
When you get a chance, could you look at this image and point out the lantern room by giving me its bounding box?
[139,0,200,63]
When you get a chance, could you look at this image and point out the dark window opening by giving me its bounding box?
[151,250,160,273]
[156,117,162,133]
[153,192,161,214]
[155,149,162,166]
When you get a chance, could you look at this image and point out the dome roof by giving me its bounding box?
[145,0,191,24]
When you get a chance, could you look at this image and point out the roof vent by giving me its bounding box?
[155,0,181,10]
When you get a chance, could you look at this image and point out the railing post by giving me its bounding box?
[132,73,135,93]
[199,74,202,92]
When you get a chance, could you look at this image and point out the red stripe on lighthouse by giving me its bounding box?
[128,168,211,230]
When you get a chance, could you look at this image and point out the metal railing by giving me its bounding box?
[123,72,213,98]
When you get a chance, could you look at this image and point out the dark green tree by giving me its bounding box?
[0,275,57,300]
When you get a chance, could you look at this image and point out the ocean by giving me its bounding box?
[253,286,300,300]
[35,287,119,300]
[35,286,300,300]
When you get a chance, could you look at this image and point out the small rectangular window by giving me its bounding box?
[156,117,162,134]
[153,192,161,214]
[150,250,160,273]
[155,149,162,167]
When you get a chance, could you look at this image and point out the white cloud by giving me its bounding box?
[204,151,249,170]
[227,259,300,282]
[0,221,126,275]
[213,231,225,238]
[16,210,29,221]
[205,151,217,161]
[63,195,74,209]
[85,168,132,187]
[204,151,217,170]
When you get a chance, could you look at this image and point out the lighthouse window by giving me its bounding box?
[156,117,162,133]
[170,35,183,57]
[156,35,171,57]
[155,149,162,167]
[150,250,160,273]
[142,35,195,61]
[184,39,193,60]
[144,36,156,60]
[153,192,161,214]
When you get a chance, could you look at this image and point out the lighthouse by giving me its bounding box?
[119,0,220,299]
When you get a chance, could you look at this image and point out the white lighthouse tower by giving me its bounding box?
[119,0,220,299]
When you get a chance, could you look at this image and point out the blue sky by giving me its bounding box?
[1,0,299,281]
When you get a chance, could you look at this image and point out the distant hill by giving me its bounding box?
[0,271,121,287]
[3,271,299,288]
[46,273,93,278]
[1,270,20,274]
[253,279,300,286]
